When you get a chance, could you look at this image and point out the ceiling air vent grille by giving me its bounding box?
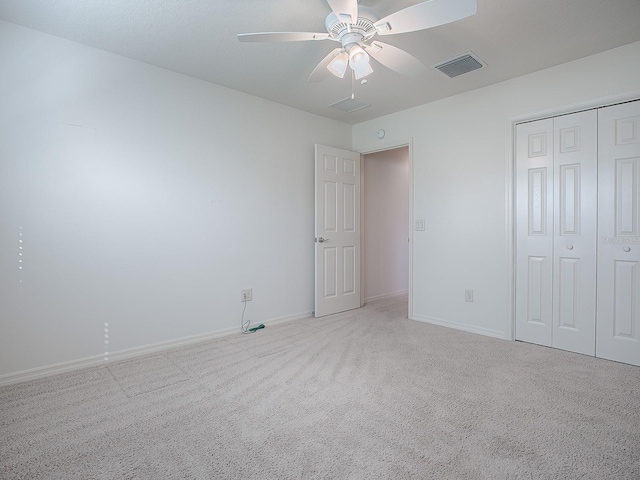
[328,97,370,113]
[434,52,485,78]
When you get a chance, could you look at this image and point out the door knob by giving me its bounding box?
[317,237,330,243]
[567,245,574,250]
[623,246,631,252]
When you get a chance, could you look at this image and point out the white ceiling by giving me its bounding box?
[2,0,640,125]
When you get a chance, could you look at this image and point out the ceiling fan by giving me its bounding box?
[238,0,477,82]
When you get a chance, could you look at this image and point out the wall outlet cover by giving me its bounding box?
[241,289,252,302]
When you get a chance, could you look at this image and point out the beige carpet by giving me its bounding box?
[1,296,639,479]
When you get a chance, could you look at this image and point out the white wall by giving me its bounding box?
[353,41,640,339]
[0,21,351,377]
[363,148,409,301]
[2,21,639,380]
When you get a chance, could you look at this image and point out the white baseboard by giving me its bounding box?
[411,313,507,340]
[364,290,408,303]
[0,311,312,387]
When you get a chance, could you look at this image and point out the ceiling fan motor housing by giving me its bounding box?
[340,32,365,52]
[325,5,379,46]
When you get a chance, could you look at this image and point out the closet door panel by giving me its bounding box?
[552,111,597,356]
[597,101,640,366]
[516,119,554,346]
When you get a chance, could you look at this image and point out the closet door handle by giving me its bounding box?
[567,245,574,250]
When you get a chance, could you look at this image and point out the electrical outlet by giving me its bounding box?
[465,289,474,302]
[241,289,252,302]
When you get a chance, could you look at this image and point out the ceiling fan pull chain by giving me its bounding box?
[351,70,355,100]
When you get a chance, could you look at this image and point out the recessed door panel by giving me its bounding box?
[343,158,355,175]
[560,126,581,153]
[613,261,638,339]
[558,257,579,330]
[528,132,548,157]
[324,154,337,173]
[527,256,546,324]
[343,182,356,232]
[616,116,640,146]
[528,168,548,235]
[323,247,337,299]
[560,164,581,235]
[324,181,337,232]
[343,246,355,295]
[616,158,639,236]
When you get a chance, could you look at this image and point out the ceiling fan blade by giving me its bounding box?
[238,32,331,43]
[308,48,343,83]
[364,42,426,76]
[327,0,359,24]
[374,0,477,36]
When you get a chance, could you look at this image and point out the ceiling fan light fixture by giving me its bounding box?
[349,45,367,63]
[349,46,373,79]
[352,62,373,80]
[327,51,349,78]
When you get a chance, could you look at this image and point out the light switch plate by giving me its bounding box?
[415,219,426,231]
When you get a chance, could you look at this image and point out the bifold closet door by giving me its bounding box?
[552,111,597,355]
[515,111,597,355]
[516,118,554,347]
[597,101,640,366]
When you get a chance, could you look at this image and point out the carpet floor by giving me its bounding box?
[1,296,639,479]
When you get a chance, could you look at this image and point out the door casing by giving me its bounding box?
[357,139,414,320]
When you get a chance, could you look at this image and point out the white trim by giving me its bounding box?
[505,115,516,341]
[509,91,640,126]
[505,90,640,342]
[413,313,508,340]
[357,137,414,320]
[360,153,366,307]
[408,140,414,320]
[364,290,408,304]
[0,310,312,387]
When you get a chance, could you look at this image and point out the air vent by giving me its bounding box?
[434,52,486,78]
[328,97,370,113]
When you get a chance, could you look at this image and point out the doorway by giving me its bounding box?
[361,146,410,308]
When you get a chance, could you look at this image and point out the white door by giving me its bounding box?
[597,101,640,366]
[314,144,361,317]
[515,111,597,354]
[552,110,597,355]
[516,118,554,347]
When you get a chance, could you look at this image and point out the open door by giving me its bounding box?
[314,144,361,317]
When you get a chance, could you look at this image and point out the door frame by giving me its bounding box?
[358,138,414,320]
[505,91,640,341]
